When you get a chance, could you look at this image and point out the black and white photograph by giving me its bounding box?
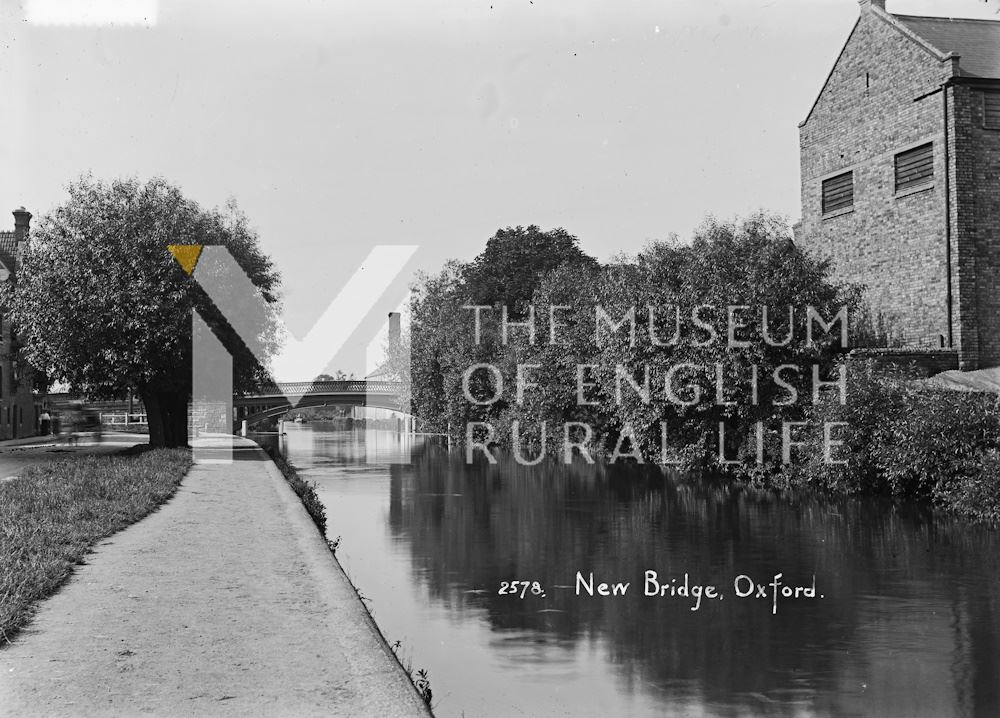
[3,0,1000,715]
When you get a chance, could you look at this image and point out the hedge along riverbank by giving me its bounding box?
[751,362,1000,524]
[0,448,192,643]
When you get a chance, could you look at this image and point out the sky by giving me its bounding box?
[2,0,998,376]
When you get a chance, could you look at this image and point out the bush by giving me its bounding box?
[785,362,909,495]
[876,388,1000,500]
[937,449,1000,523]
[780,361,1000,522]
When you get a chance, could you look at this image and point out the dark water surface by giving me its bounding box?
[270,425,1000,717]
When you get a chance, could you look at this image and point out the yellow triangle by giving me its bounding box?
[168,244,203,275]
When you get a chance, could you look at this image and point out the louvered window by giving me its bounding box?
[895,143,934,192]
[985,92,1000,130]
[822,171,854,215]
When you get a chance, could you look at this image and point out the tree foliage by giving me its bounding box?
[405,228,601,437]
[408,211,853,469]
[4,175,280,447]
[462,225,598,309]
[597,213,846,465]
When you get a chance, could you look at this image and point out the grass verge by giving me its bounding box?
[0,448,192,644]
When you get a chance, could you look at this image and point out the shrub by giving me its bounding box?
[937,449,1000,523]
[784,362,909,495]
[778,360,1000,522]
[876,388,1000,500]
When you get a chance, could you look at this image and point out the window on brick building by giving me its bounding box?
[985,91,1000,130]
[894,143,933,193]
[822,171,854,215]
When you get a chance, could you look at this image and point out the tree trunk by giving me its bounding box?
[140,388,189,448]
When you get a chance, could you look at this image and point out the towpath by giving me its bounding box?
[0,438,431,717]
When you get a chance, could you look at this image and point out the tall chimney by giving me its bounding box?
[859,0,886,12]
[388,312,401,346]
[13,207,30,244]
[12,207,31,273]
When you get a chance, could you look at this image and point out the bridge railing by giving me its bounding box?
[241,380,403,397]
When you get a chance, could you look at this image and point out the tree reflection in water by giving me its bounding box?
[386,446,1000,717]
[272,428,1000,717]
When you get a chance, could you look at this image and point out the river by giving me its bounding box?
[266,424,1000,717]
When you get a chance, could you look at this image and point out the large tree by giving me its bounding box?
[462,225,598,309]
[5,175,280,448]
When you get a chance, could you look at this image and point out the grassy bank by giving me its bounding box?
[0,449,191,643]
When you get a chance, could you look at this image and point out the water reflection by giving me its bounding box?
[271,426,1000,717]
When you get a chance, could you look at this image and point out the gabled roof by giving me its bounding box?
[801,8,1000,127]
[893,14,1000,79]
[0,231,15,274]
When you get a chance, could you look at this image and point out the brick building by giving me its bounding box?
[0,207,45,439]
[796,0,1000,370]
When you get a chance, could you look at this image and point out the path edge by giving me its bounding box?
[256,448,434,716]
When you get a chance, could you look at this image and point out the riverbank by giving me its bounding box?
[0,438,431,717]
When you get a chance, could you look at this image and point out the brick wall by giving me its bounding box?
[1,208,40,439]
[0,319,39,440]
[948,83,977,368]
[798,5,955,352]
[957,87,1000,367]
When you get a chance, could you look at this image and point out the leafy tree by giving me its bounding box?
[407,261,480,434]
[5,175,280,448]
[493,260,610,455]
[597,212,847,468]
[411,211,853,466]
[408,227,599,438]
[463,225,598,310]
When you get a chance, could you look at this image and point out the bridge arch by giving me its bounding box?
[231,380,407,429]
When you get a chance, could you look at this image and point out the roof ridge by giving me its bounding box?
[890,13,1000,25]
[890,10,1000,79]
[873,6,951,61]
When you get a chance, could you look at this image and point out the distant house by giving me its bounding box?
[0,207,45,439]
[795,0,1000,371]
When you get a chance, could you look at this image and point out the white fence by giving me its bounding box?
[100,412,148,426]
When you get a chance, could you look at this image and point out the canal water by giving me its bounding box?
[269,425,1000,717]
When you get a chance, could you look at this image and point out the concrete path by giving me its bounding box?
[0,440,431,717]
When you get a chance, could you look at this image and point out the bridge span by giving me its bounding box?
[232,380,406,426]
[52,380,409,431]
